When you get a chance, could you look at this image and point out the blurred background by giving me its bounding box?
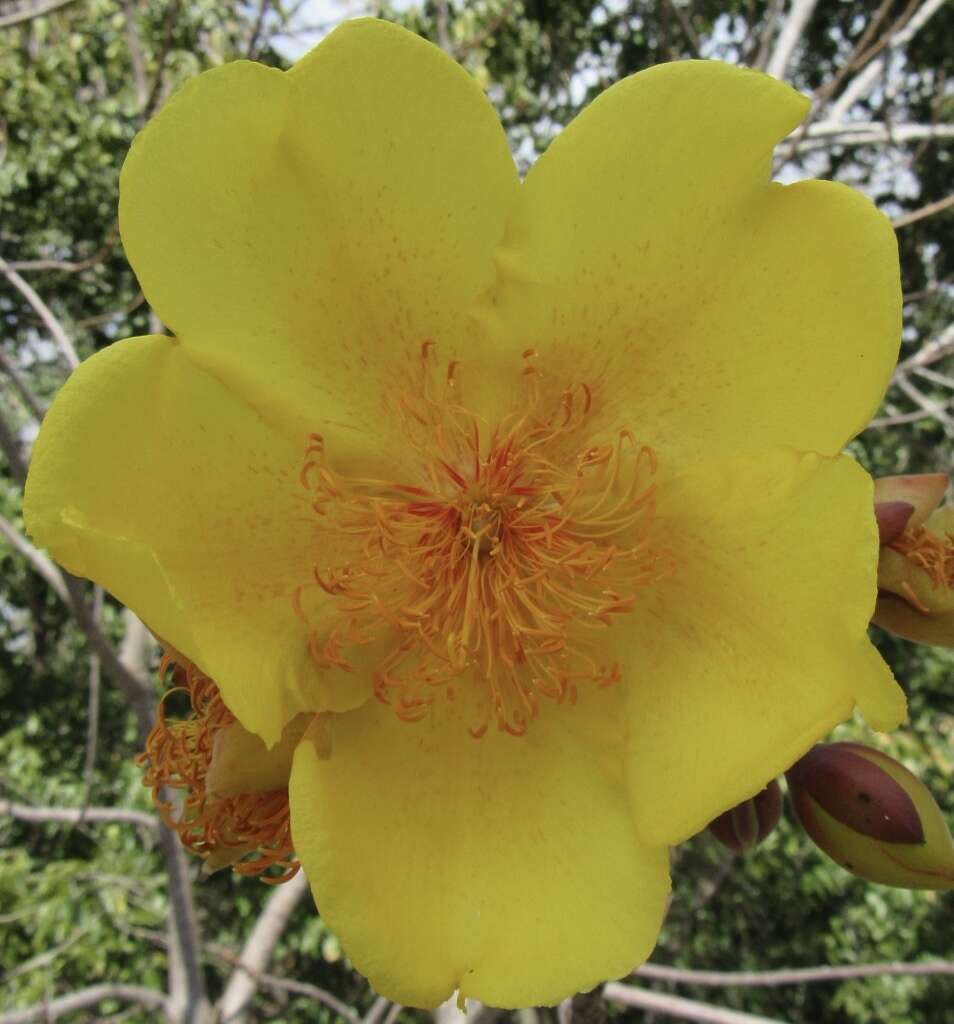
[1,1,952,1021]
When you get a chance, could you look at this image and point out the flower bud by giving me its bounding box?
[871,474,952,645]
[787,742,954,889]
[707,779,782,853]
[873,474,947,531]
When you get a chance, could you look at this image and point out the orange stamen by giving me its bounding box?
[891,525,954,591]
[296,345,674,737]
[137,654,299,884]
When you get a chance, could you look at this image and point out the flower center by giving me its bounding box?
[890,525,954,595]
[137,653,298,883]
[296,345,673,737]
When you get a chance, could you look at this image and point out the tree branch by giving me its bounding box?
[0,348,46,420]
[0,0,83,29]
[765,0,819,80]
[827,0,947,120]
[892,192,954,229]
[0,256,79,370]
[0,799,157,829]
[603,983,786,1024]
[218,870,310,1023]
[635,960,954,987]
[0,985,168,1024]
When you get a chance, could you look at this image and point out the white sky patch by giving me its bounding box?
[273,0,415,61]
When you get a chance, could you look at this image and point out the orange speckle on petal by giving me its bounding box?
[295,345,674,738]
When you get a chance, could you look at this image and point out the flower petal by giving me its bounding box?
[618,448,906,846]
[119,19,519,444]
[488,61,899,461]
[24,335,371,745]
[288,698,670,1008]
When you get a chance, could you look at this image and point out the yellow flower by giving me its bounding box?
[873,473,954,646]
[24,18,907,1009]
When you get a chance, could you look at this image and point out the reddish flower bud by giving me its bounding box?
[787,743,954,890]
[871,474,954,645]
[874,501,914,546]
[707,779,782,854]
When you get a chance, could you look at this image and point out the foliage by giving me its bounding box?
[1,1,952,1021]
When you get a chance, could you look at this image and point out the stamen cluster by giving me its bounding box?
[297,346,672,737]
[137,653,298,883]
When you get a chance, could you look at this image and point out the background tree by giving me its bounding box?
[1,1,952,1021]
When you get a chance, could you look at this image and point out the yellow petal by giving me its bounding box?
[619,449,906,846]
[207,714,311,797]
[487,61,899,462]
[24,335,371,745]
[119,19,519,447]
[288,698,670,1008]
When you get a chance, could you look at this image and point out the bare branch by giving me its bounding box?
[0,0,82,29]
[634,960,954,987]
[212,945,361,1023]
[827,0,948,121]
[4,223,120,274]
[897,323,954,373]
[765,0,819,80]
[0,256,80,370]
[0,799,158,829]
[218,871,309,1023]
[1,929,89,984]
[794,120,954,154]
[363,997,392,1024]
[245,0,272,59]
[121,0,149,109]
[79,585,104,816]
[892,193,954,229]
[0,348,46,420]
[893,371,954,434]
[0,985,168,1024]
[663,0,700,57]
[753,0,785,70]
[603,982,786,1024]
[0,408,29,485]
[0,514,69,602]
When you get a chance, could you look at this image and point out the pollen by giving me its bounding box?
[891,524,954,591]
[137,652,299,884]
[296,345,673,737]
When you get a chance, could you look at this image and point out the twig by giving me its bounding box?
[794,121,954,154]
[0,348,46,419]
[213,945,361,1023]
[0,256,79,370]
[218,871,310,1023]
[753,0,785,70]
[121,0,149,109]
[245,0,272,58]
[453,1,515,57]
[0,799,158,829]
[0,0,82,29]
[892,193,954,229]
[603,982,786,1024]
[765,0,819,80]
[634,960,954,987]
[896,323,954,373]
[0,985,168,1024]
[827,0,948,120]
[1,929,89,984]
[0,406,29,484]
[894,371,954,434]
[79,585,103,818]
[662,0,700,56]
[363,997,391,1024]
[382,1004,403,1024]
